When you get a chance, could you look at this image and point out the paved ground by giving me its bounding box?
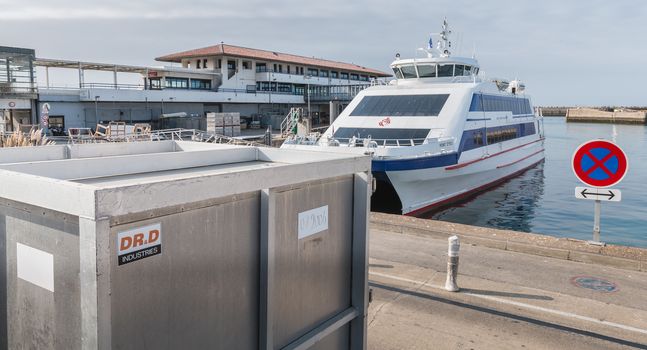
[367,229,647,349]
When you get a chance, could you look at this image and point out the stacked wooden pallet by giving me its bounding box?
[206,113,241,136]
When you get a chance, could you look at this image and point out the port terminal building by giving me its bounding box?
[0,44,389,134]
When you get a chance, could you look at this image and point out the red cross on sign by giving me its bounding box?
[572,140,628,188]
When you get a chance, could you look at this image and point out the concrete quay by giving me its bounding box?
[566,107,647,124]
[367,213,647,349]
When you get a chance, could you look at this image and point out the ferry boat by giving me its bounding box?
[282,19,545,215]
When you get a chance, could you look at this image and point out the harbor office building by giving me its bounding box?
[27,44,390,132]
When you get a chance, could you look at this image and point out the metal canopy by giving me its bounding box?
[34,58,149,74]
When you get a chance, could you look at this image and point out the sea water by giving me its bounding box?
[425,117,647,248]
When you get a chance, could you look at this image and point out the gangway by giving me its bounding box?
[280,107,304,137]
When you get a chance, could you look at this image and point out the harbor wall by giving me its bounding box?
[566,107,647,124]
[540,107,567,116]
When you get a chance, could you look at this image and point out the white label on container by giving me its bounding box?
[16,243,54,292]
[117,223,162,266]
[298,205,329,239]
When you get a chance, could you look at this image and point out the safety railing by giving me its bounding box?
[81,83,146,90]
[330,137,428,147]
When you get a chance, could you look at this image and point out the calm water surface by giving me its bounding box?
[425,117,647,248]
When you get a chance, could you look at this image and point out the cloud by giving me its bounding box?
[4,0,647,104]
[0,0,364,19]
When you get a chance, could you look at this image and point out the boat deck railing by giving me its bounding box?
[331,137,428,147]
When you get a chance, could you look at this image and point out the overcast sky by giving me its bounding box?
[2,0,646,106]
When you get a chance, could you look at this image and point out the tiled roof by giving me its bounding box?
[155,43,390,77]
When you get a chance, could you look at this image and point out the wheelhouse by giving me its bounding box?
[392,61,480,79]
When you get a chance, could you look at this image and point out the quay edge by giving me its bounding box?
[370,212,647,272]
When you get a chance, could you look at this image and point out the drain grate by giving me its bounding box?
[571,276,618,293]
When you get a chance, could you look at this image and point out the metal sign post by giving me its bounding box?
[572,140,628,245]
[593,200,601,243]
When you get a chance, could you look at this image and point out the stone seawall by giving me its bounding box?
[566,107,647,124]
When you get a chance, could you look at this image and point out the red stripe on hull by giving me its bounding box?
[445,138,544,170]
[405,157,545,217]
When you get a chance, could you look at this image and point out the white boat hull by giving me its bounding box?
[382,138,545,215]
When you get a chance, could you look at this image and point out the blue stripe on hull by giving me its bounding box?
[372,153,459,172]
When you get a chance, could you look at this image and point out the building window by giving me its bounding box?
[242,61,251,69]
[273,63,278,72]
[165,77,189,89]
[149,78,162,90]
[190,79,211,90]
[277,83,292,92]
[359,75,368,81]
[287,65,290,74]
[216,59,222,69]
[331,71,339,78]
[307,68,318,77]
[295,85,305,95]
[196,60,201,69]
[228,60,236,70]
[278,64,283,73]
[48,116,65,135]
[300,67,304,75]
[341,72,349,80]
[256,63,267,72]
[350,73,359,80]
[203,59,208,69]
[320,70,329,77]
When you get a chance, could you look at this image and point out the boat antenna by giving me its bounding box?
[437,17,452,57]
[422,18,451,58]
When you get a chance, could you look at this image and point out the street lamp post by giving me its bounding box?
[268,73,276,115]
[304,75,312,119]
[94,96,99,126]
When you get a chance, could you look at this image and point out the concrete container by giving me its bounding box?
[0,141,371,350]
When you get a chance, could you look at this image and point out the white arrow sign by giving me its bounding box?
[575,187,621,202]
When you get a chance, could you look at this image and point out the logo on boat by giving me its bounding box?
[378,117,391,127]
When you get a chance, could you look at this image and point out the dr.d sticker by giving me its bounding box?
[117,223,162,265]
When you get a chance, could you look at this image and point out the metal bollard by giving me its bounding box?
[445,235,460,292]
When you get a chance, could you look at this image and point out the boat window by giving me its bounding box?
[473,67,479,75]
[437,64,454,77]
[392,67,403,79]
[464,66,472,76]
[332,127,430,145]
[399,65,418,79]
[460,122,536,151]
[350,94,449,117]
[469,94,533,115]
[455,65,465,76]
[417,64,437,78]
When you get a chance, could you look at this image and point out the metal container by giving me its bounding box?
[0,141,371,350]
